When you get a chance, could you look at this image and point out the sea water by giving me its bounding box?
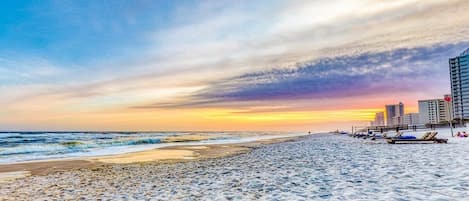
[0,131,302,164]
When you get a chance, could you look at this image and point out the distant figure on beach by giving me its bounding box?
[456,131,468,137]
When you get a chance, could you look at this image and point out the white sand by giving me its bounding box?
[182,146,209,150]
[94,149,197,164]
[0,171,31,183]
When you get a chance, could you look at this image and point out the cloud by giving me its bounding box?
[0,56,66,84]
[138,42,469,110]
[6,0,469,94]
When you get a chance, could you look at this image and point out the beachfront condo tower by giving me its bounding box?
[385,102,404,126]
[418,98,452,124]
[449,48,469,121]
[403,113,420,126]
[370,112,385,126]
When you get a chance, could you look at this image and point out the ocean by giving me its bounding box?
[0,131,302,164]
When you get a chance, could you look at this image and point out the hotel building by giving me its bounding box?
[450,48,469,120]
[385,102,404,126]
[370,112,385,126]
[403,113,420,126]
[418,97,452,124]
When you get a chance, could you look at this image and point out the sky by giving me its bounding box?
[1,0,469,132]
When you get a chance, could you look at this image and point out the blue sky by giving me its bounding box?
[1,0,469,131]
[0,1,179,63]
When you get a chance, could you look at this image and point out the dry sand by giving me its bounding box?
[94,149,196,164]
[0,171,31,183]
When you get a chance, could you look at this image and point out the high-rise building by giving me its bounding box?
[450,48,469,120]
[385,102,404,126]
[418,98,452,124]
[403,113,420,125]
[370,112,385,126]
[443,94,454,122]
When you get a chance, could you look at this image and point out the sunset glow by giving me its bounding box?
[1,0,468,131]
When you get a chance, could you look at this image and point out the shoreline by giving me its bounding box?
[0,134,309,183]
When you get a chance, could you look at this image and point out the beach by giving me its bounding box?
[0,133,301,184]
[1,129,469,200]
[0,134,303,200]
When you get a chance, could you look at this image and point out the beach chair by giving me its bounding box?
[387,131,447,144]
[425,132,438,140]
[393,132,403,139]
[420,132,432,140]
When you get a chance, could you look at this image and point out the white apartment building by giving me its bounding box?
[418,98,452,124]
[403,113,420,125]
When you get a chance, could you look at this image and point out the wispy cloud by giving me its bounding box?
[137,42,468,110]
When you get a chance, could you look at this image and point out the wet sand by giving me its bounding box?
[161,134,215,143]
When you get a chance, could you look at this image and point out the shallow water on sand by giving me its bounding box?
[2,133,468,200]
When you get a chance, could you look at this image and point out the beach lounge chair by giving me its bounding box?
[387,131,447,144]
[370,132,388,140]
[420,132,432,140]
[393,132,403,139]
[386,132,410,139]
[424,132,438,140]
